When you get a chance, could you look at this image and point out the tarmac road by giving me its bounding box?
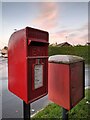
[0,57,90,119]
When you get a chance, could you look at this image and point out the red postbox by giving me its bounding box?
[48,55,85,110]
[8,27,49,104]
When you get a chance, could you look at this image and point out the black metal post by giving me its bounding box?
[23,101,30,120]
[62,107,68,120]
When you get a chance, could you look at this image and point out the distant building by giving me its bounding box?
[57,42,72,47]
[1,46,8,58]
[86,42,90,46]
[50,42,57,46]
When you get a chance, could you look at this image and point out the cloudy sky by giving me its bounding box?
[0,1,88,48]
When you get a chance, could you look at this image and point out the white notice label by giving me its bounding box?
[34,65,43,89]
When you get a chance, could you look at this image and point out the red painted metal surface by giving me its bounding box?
[48,55,85,110]
[70,62,85,108]
[8,27,49,103]
[48,63,70,110]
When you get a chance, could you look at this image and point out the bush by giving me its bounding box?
[49,46,90,64]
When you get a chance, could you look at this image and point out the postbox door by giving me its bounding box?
[27,42,48,103]
[27,58,48,102]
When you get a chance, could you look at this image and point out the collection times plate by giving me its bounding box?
[34,64,43,89]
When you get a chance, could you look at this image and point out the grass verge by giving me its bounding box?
[32,89,90,119]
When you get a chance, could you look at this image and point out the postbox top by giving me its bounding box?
[49,55,84,64]
[9,27,49,45]
[26,27,49,43]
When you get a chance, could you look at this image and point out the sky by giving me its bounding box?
[0,1,89,48]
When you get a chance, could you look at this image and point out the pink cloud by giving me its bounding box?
[32,3,88,45]
[33,3,58,31]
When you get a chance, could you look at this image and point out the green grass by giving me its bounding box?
[32,89,90,119]
[49,46,90,64]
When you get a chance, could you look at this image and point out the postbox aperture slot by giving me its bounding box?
[27,41,48,57]
[34,64,43,89]
[28,40,48,46]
